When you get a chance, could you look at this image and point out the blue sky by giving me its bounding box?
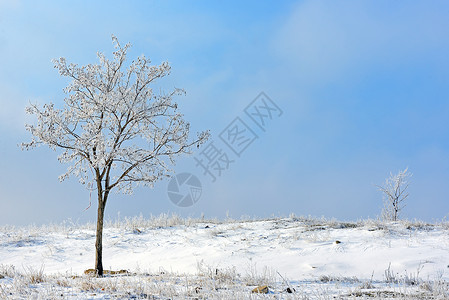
[0,0,448,225]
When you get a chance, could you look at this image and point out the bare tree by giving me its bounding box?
[22,35,209,276]
[377,168,412,221]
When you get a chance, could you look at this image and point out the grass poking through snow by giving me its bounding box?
[1,214,449,299]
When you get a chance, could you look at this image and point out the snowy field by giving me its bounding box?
[1,214,449,299]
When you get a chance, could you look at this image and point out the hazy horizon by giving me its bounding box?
[1,0,448,225]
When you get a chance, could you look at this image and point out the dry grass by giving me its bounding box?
[2,215,449,299]
[1,262,448,299]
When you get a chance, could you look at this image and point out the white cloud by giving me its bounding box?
[0,0,20,9]
[0,83,30,132]
[273,1,449,84]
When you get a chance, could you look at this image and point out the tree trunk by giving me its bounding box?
[95,192,106,276]
[94,165,111,277]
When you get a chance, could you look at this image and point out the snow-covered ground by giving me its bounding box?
[1,215,449,299]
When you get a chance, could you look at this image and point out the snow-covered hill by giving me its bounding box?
[1,215,449,299]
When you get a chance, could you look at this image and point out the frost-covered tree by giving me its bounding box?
[22,36,209,276]
[377,168,412,221]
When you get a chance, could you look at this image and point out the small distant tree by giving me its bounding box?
[22,35,209,276]
[377,168,412,221]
